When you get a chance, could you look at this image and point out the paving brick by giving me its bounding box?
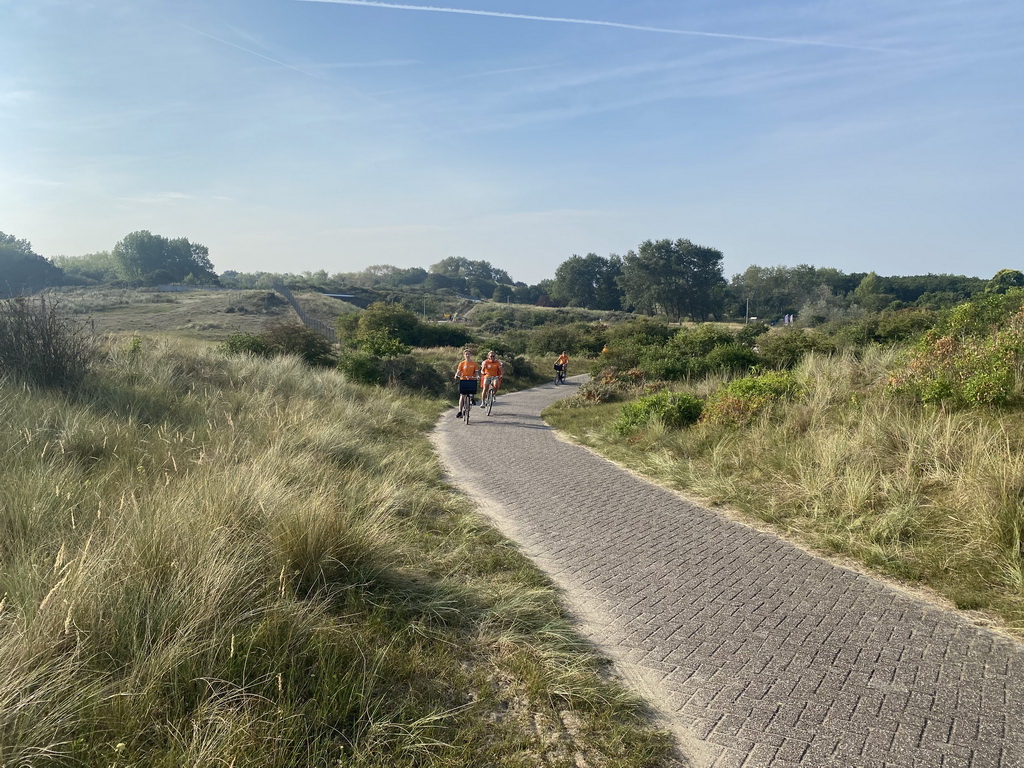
[434,378,1024,768]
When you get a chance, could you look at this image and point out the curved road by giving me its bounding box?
[433,377,1024,768]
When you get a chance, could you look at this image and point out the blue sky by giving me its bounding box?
[2,0,1021,285]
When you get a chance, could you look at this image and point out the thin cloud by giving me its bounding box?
[295,0,897,52]
[177,24,323,78]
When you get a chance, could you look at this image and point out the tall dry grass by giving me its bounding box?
[0,335,673,766]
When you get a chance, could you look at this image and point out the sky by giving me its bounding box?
[1,0,1021,285]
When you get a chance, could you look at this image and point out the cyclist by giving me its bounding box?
[454,349,480,419]
[480,350,503,406]
[554,351,569,383]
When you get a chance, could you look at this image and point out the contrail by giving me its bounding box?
[179,23,323,78]
[296,0,896,53]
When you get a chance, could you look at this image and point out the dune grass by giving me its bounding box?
[0,335,674,766]
[546,347,1024,636]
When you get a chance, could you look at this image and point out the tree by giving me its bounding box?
[551,255,598,308]
[618,239,725,321]
[987,269,1024,294]
[357,302,420,347]
[0,232,64,297]
[111,230,217,285]
[52,251,119,284]
[853,272,896,312]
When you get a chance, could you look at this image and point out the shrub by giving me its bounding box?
[613,390,704,434]
[223,332,271,357]
[416,321,473,348]
[337,352,448,395]
[756,329,834,369]
[888,295,1024,407]
[574,377,631,404]
[379,355,448,396]
[669,325,735,358]
[701,370,804,427]
[337,350,383,385]
[260,319,337,367]
[0,295,94,389]
[702,343,759,374]
[359,330,411,357]
[525,322,606,356]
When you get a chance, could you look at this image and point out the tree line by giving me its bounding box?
[4,227,1018,324]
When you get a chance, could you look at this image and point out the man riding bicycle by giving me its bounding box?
[480,350,503,405]
[554,351,569,383]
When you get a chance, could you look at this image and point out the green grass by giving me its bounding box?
[0,336,675,766]
[546,347,1024,637]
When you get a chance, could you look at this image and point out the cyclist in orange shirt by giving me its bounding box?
[554,351,569,383]
[480,350,503,404]
[454,349,480,419]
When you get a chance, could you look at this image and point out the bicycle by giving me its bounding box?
[481,376,498,415]
[554,364,567,384]
[456,378,477,424]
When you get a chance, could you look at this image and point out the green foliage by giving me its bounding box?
[734,321,770,346]
[549,253,623,310]
[525,322,606,356]
[619,238,726,320]
[701,370,804,426]
[703,342,760,373]
[755,329,835,369]
[986,269,1024,295]
[0,296,94,389]
[257,319,336,367]
[888,290,1024,407]
[614,390,704,434]
[337,351,448,395]
[358,301,420,345]
[223,332,271,357]
[111,231,217,285]
[415,321,473,348]
[824,308,938,349]
[336,349,384,385]
[354,302,473,352]
[0,232,64,297]
[359,330,412,357]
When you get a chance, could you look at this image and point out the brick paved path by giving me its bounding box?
[433,378,1024,768]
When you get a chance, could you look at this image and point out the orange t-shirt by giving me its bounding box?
[456,360,480,379]
[481,359,502,388]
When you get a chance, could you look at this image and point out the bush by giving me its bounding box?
[0,295,94,389]
[525,322,606,356]
[359,330,411,357]
[701,370,804,426]
[888,292,1024,407]
[337,350,383,385]
[260,319,337,367]
[337,351,448,395]
[379,355,448,396]
[614,390,703,434]
[416,321,473,348]
[756,329,834,369]
[573,377,632,404]
[702,342,759,374]
[223,332,271,357]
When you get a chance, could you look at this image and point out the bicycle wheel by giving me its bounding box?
[463,395,471,424]
[486,389,494,415]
